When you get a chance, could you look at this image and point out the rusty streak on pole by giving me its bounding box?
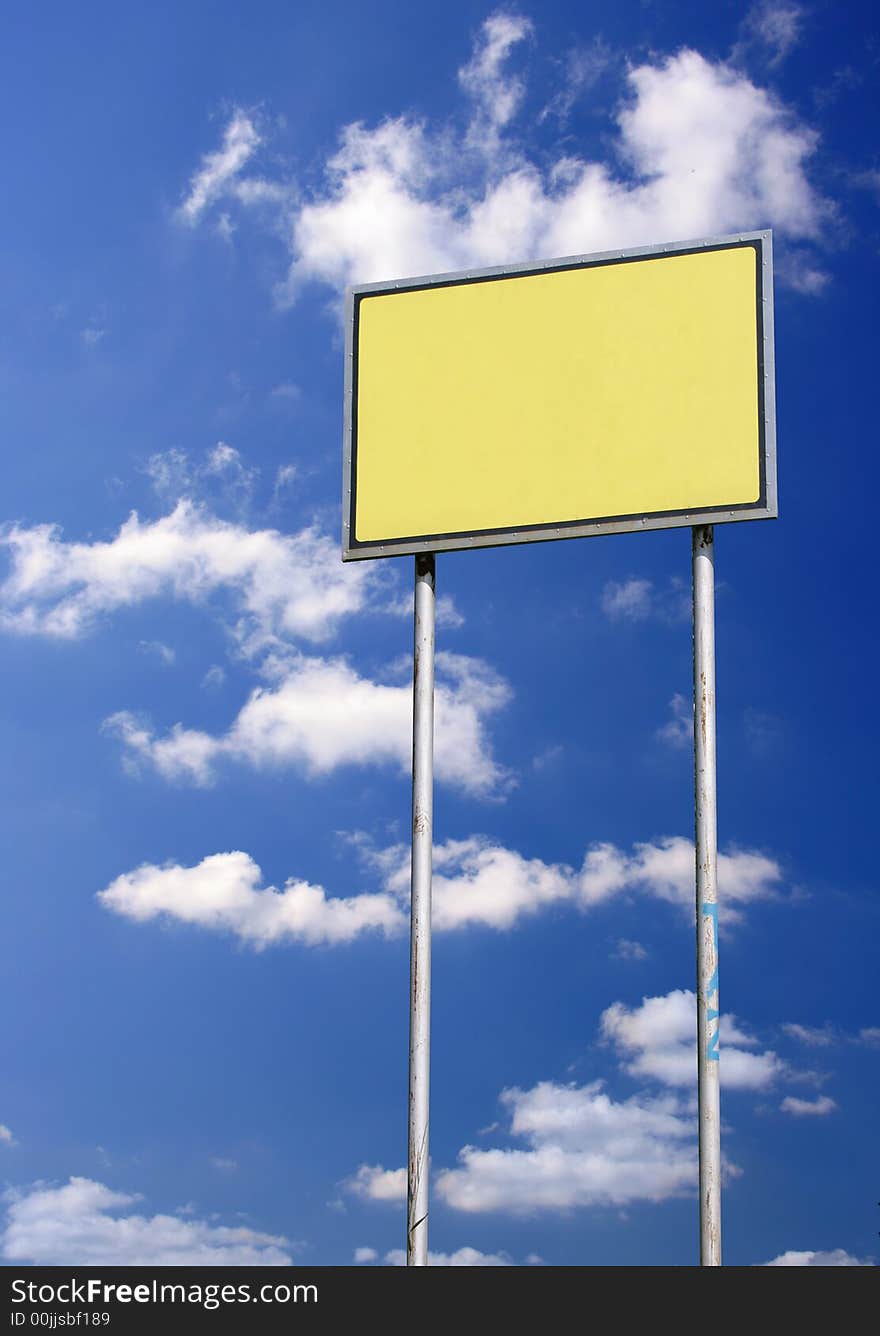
[407,552,435,1266]
[693,524,722,1265]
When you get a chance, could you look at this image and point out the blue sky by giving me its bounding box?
[0,0,878,1267]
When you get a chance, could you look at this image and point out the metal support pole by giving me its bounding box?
[407,552,435,1266]
[692,524,722,1266]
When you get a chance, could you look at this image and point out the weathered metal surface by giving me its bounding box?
[693,524,722,1266]
[407,552,435,1266]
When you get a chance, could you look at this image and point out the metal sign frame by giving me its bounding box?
[342,230,776,562]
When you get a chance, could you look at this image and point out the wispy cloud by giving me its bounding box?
[779,1094,837,1117]
[600,577,690,625]
[734,2,806,69]
[178,110,262,225]
[613,938,648,962]
[781,1021,880,1050]
[137,640,175,666]
[540,38,612,123]
[656,693,693,750]
[458,12,534,156]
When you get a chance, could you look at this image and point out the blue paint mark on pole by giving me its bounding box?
[701,902,720,1061]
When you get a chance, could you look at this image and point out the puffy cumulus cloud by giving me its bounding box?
[600,989,785,1090]
[105,651,511,796]
[181,16,832,297]
[287,47,832,295]
[376,836,578,932]
[779,1095,837,1117]
[0,1125,14,1146]
[354,1240,529,1266]
[382,1246,515,1266]
[624,836,784,927]
[436,1080,697,1213]
[364,833,783,931]
[104,833,785,951]
[345,1165,407,1203]
[0,501,374,654]
[1,1177,291,1266]
[763,1248,873,1267]
[356,987,803,1217]
[98,851,404,949]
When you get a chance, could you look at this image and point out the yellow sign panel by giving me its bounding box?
[343,233,775,560]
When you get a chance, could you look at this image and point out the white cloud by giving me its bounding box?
[384,590,465,630]
[380,836,577,932]
[138,640,175,666]
[354,985,800,1217]
[540,39,612,124]
[0,1125,14,1146]
[184,22,832,299]
[80,326,106,348]
[436,1079,697,1213]
[201,442,258,506]
[613,938,648,961]
[98,851,404,949]
[601,989,785,1090]
[106,651,511,796]
[781,1022,880,1050]
[625,836,784,927]
[271,464,298,506]
[347,1165,406,1203]
[779,1095,837,1117]
[600,578,654,622]
[178,110,261,224]
[458,13,533,155]
[656,693,693,750]
[0,500,374,653]
[270,383,301,402]
[764,1248,873,1267]
[737,2,805,68]
[601,576,690,625]
[370,832,783,930]
[781,1022,837,1047]
[384,1245,513,1266]
[209,1157,239,1172]
[202,664,226,690]
[1,1177,291,1265]
[103,832,785,950]
[355,1238,528,1265]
